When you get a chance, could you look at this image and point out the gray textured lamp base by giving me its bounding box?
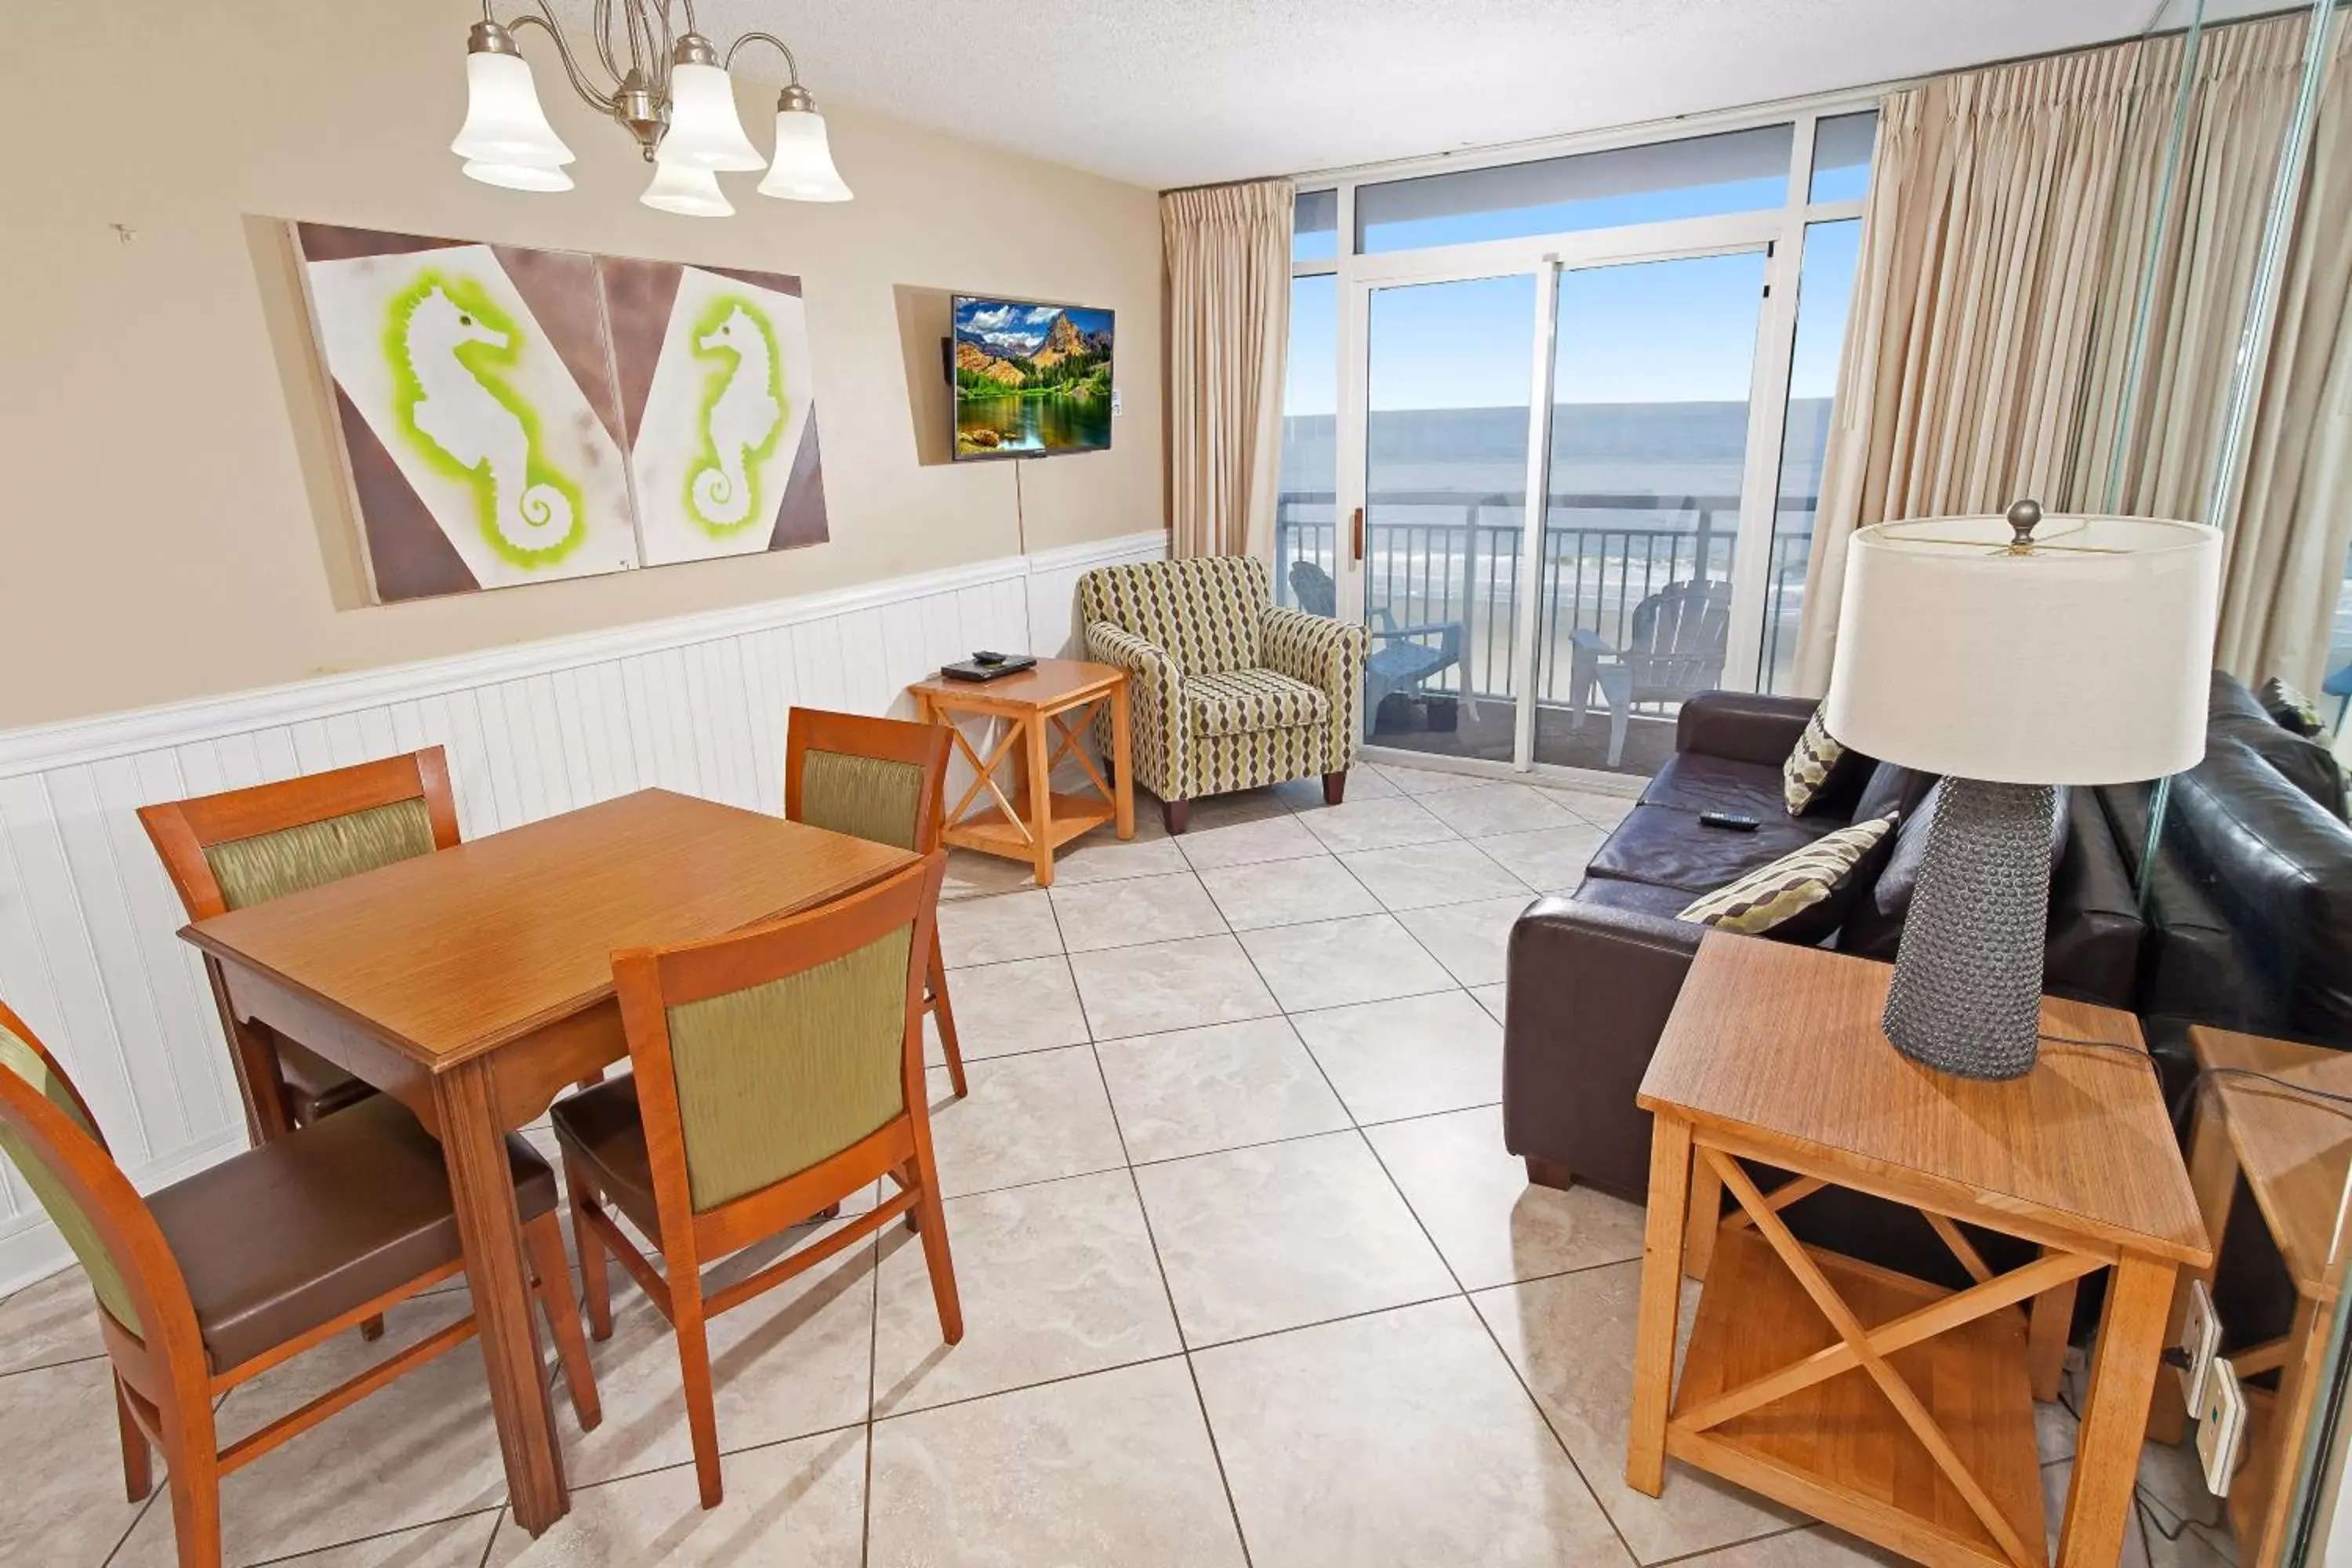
[1882,778,2057,1081]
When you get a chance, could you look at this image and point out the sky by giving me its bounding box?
[954,299,1115,358]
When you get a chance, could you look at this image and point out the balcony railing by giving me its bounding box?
[1273,490,1816,706]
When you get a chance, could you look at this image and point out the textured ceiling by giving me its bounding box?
[555,1,2291,189]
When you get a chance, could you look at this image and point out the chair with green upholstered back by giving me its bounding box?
[0,995,600,1568]
[137,750,463,1141]
[782,708,967,1097]
[550,851,960,1509]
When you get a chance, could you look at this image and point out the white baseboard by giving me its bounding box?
[0,528,1166,1296]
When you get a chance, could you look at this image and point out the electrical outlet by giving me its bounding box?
[1111,387,1123,417]
[2195,1355,2247,1497]
[2179,1278,2222,1413]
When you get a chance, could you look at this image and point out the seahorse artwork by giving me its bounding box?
[386,276,584,565]
[687,299,785,532]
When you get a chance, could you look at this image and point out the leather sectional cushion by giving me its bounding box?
[1852,761,1936,828]
[149,1094,558,1373]
[1568,877,1698,921]
[1584,802,1842,893]
[1840,783,2074,960]
[550,1073,662,1242]
[1639,753,1787,818]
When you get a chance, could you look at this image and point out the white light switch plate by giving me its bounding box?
[1111,387,1123,417]
[2196,1355,2247,1497]
[2179,1278,2222,1413]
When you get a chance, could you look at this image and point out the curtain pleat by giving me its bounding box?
[1162,180,1294,560]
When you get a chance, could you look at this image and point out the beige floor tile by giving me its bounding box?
[1472,1262,1802,1562]
[1098,1016,1352,1163]
[560,1221,876,1489]
[1296,795,1457,854]
[233,1514,503,1566]
[1397,893,1530,986]
[486,1426,867,1566]
[1367,1106,1644,1289]
[107,1294,511,1565]
[1544,788,1638,829]
[1133,1131,1453,1346]
[1671,1526,1910,1566]
[0,1263,106,1376]
[1370,763,1486,797]
[1067,934,1279,1041]
[942,848,1037,902]
[1290,988,1503,1123]
[1280,766,1398,805]
[1474,822,1610,893]
[938,888,1062,968]
[1175,812,1329,871]
[868,1360,1246,1568]
[1047,833,1191,885]
[1185,788,1298,830]
[1192,1297,1628,1567]
[1237,913,1457,1012]
[1472,982,1510,1024]
[0,1356,154,1566]
[870,1170,1179,1416]
[1050,869,1228,953]
[926,954,1089,1065]
[1417,782,1583,839]
[1341,837,1531,912]
[924,1044,1127,1199]
[1196,854,1379,932]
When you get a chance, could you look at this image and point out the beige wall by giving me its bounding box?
[0,0,1164,730]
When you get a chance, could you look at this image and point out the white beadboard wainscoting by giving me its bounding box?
[0,528,1165,1292]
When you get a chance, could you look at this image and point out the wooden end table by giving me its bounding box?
[908,658,1134,887]
[1628,935,2210,1568]
[2147,1025,2351,1566]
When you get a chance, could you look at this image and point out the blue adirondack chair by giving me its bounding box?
[1287,562,1465,724]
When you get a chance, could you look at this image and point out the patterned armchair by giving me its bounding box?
[1079,556,1369,833]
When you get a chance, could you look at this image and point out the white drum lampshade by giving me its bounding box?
[641,160,735,218]
[759,97,853,201]
[1821,504,2220,1082]
[1824,510,2222,786]
[452,50,574,170]
[658,61,765,172]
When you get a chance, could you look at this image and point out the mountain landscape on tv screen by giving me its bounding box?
[953,299,1113,457]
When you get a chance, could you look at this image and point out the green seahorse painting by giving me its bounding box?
[384,274,585,567]
[686,296,786,535]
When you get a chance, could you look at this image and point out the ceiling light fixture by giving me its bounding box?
[451,1,852,216]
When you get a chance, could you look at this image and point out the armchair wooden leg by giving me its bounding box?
[565,1160,613,1343]
[1525,1156,1574,1192]
[159,1396,224,1568]
[524,1212,602,1432]
[1162,798,1191,835]
[929,932,968,1099]
[1323,771,1347,806]
[673,1285,725,1509]
[114,1374,151,1503]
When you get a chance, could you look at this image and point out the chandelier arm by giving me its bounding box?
[724,30,804,84]
[506,9,622,114]
[648,0,674,94]
[587,0,624,83]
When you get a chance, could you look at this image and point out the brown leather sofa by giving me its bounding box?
[1503,690,2146,1212]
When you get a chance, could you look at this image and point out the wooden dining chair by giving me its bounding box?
[784,707,967,1098]
[552,851,962,1508]
[0,996,601,1568]
[137,750,463,1141]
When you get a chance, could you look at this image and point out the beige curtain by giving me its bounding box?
[1162,180,1293,559]
[2215,27,2352,690]
[1791,17,2338,694]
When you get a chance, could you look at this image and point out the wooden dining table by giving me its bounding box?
[176,789,916,1533]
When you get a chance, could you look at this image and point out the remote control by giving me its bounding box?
[971,651,1007,666]
[1697,811,1761,832]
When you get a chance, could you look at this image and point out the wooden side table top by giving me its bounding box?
[906,657,1126,715]
[2190,1025,2351,1301]
[1640,934,2209,1268]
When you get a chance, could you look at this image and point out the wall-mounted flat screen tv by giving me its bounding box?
[952,295,1114,460]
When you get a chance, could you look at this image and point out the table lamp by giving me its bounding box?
[1822,502,2222,1079]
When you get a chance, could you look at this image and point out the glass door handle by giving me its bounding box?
[1351,506,1366,562]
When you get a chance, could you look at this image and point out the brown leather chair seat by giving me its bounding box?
[549,1076,662,1242]
[147,1094,558,1372]
[270,1033,379,1123]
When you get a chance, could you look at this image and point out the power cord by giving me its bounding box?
[2038,1032,2352,1117]
[2056,1381,2237,1549]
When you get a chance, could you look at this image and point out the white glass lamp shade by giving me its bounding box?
[759,107,853,201]
[659,62,764,172]
[463,159,575,193]
[452,51,573,168]
[641,160,735,218]
[1822,513,2223,785]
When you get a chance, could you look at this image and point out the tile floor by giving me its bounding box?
[0,760,2236,1566]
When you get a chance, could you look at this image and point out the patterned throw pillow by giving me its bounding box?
[1677,818,1895,938]
[2259,676,2329,739]
[1782,710,1849,815]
